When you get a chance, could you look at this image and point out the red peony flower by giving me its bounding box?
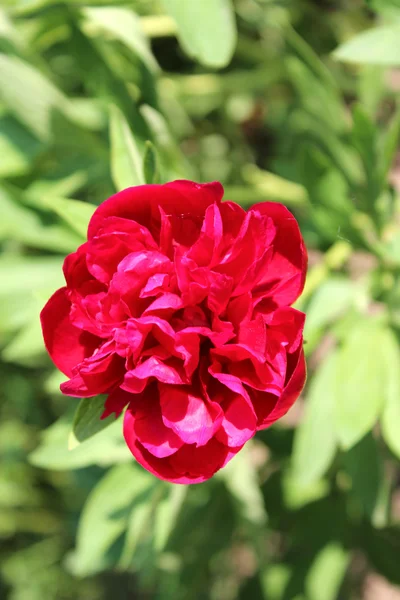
[41,180,307,483]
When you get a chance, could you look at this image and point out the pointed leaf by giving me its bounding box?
[333,25,400,66]
[335,323,388,449]
[343,433,382,517]
[82,7,158,73]
[292,351,338,486]
[69,396,116,449]
[29,414,130,470]
[219,443,267,525]
[0,54,67,141]
[109,104,145,191]
[72,463,156,576]
[143,140,159,184]
[381,329,400,459]
[49,197,96,238]
[306,543,349,600]
[162,0,237,68]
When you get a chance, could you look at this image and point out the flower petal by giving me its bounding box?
[250,202,307,307]
[86,216,157,283]
[216,393,257,447]
[159,384,223,447]
[88,181,223,243]
[124,386,184,458]
[40,287,100,377]
[122,357,188,394]
[168,437,230,480]
[102,388,132,418]
[255,346,306,428]
[61,346,125,397]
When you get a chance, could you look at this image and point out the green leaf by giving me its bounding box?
[365,0,400,16]
[219,443,267,525]
[335,323,388,449]
[380,329,400,459]
[380,104,400,183]
[71,463,156,576]
[292,351,338,486]
[0,53,68,141]
[358,66,386,118]
[69,396,116,449]
[283,471,330,510]
[0,256,64,296]
[305,543,349,600]
[342,433,382,517]
[109,104,145,191]
[0,115,41,177]
[304,278,355,338]
[47,197,96,239]
[0,184,82,253]
[351,104,382,205]
[82,7,158,73]
[351,104,377,172]
[142,140,159,184]
[333,24,400,66]
[140,104,193,180]
[0,293,36,335]
[286,56,346,134]
[2,317,45,366]
[242,164,309,208]
[361,525,400,585]
[29,413,130,470]
[257,564,292,600]
[154,485,188,551]
[162,0,237,68]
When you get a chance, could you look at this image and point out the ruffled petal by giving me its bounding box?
[159,384,223,447]
[165,180,224,205]
[86,216,157,283]
[262,307,306,353]
[88,181,223,243]
[216,393,257,447]
[250,202,307,307]
[40,287,100,377]
[60,346,125,397]
[102,388,132,418]
[124,386,184,458]
[168,437,230,480]
[122,357,188,393]
[255,346,306,429]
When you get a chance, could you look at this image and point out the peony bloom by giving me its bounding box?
[41,181,307,483]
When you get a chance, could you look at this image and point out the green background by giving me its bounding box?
[1,0,400,598]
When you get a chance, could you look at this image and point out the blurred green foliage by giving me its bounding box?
[1,0,400,599]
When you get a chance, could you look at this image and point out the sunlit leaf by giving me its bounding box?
[0,115,41,177]
[335,322,388,449]
[154,484,188,551]
[333,24,400,66]
[143,140,159,184]
[219,443,267,525]
[380,329,400,459]
[71,463,156,576]
[47,197,96,239]
[162,0,237,68]
[82,7,158,73]
[306,543,349,600]
[109,104,145,191]
[304,278,355,338]
[0,53,68,141]
[292,351,338,486]
[30,413,130,470]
